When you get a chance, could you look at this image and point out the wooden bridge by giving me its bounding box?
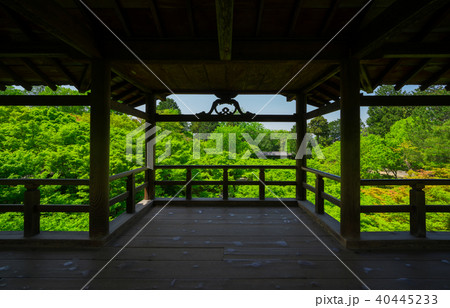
[0,0,450,289]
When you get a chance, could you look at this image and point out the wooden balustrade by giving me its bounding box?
[155,165,296,200]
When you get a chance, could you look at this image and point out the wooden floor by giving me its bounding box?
[0,204,449,290]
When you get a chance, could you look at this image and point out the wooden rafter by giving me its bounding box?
[301,65,341,93]
[148,0,164,37]
[0,61,32,90]
[1,0,99,58]
[308,95,328,107]
[111,100,149,120]
[21,58,56,91]
[420,63,450,91]
[1,4,36,41]
[255,0,264,36]
[382,43,450,58]
[78,64,91,93]
[361,95,450,106]
[372,59,401,88]
[111,80,129,93]
[356,0,449,58]
[117,87,139,101]
[306,102,340,120]
[215,0,234,61]
[320,0,340,36]
[128,96,147,107]
[413,3,450,42]
[186,0,196,36]
[288,0,305,36]
[394,58,431,91]
[50,58,80,89]
[360,64,374,93]
[112,0,131,37]
[313,87,339,102]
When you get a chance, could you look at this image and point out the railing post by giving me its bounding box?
[259,168,265,200]
[315,175,325,214]
[186,168,192,200]
[410,183,426,237]
[24,184,40,237]
[223,167,229,200]
[296,92,307,201]
[126,174,136,213]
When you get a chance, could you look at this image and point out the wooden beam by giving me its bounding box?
[320,0,340,36]
[355,0,449,58]
[255,0,264,36]
[288,0,305,36]
[111,80,129,93]
[308,95,329,107]
[313,86,340,102]
[372,59,401,88]
[116,87,139,101]
[420,63,450,91]
[78,64,91,93]
[1,4,36,41]
[21,58,57,91]
[413,3,450,42]
[340,56,360,240]
[50,58,80,89]
[155,114,295,122]
[381,43,450,58]
[302,65,341,93]
[359,64,373,93]
[394,58,431,91]
[215,0,234,61]
[0,61,32,91]
[1,0,100,58]
[186,0,196,36]
[89,59,111,238]
[306,102,340,120]
[112,0,131,37]
[361,95,450,106]
[128,96,146,108]
[0,95,90,106]
[111,100,150,120]
[148,0,163,37]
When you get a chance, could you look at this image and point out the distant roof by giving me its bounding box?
[1,0,449,108]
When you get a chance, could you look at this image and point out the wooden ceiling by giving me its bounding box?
[0,0,449,108]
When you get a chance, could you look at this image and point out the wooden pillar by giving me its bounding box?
[126,174,136,213]
[315,175,325,214]
[340,57,361,239]
[223,167,229,200]
[186,168,192,200]
[259,168,265,200]
[89,59,111,238]
[24,185,40,237]
[296,92,307,200]
[145,94,157,200]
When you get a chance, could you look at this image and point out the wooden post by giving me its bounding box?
[145,94,157,200]
[296,92,307,200]
[410,183,426,237]
[223,167,229,200]
[340,56,361,240]
[259,168,265,200]
[126,174,136,213]
[186,168,192,200]
[24,184,40,237]
[89,59,111,238]
[315,175,325,214]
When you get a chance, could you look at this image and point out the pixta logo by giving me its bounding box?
[126,123,172,169]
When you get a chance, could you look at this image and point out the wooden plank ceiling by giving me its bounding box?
[0,0,449,108]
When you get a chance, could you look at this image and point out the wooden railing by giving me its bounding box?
[301,167,450,237]
[155,165,296,200]
[109,167,148,213]
[0,178,89,237]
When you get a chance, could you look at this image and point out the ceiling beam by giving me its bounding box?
[215,0,234,60]
[0,43,82,58]
[372,59,401,88]
[420,63,450,91]
[111,80,129,93]
[186,0,196,36]
[21,58,57,91]
[116,87,140,101]
[394,58,431,91]
[111,100,149,120]
[50,58,80,89]
[0,61,32,91]
[0,0,100,58]
[359,64,374,93]
[380,43,450,58]
[255,0,264,36]
[306,102,340,120]
[413,3,450,42]
[355,0,449,58]
[360,95,450,106]
[148,0,163,37]
[288,0,305,36]
[320,0,340,36]
[0,95,90,106]
[1,4,37,41]
[112,0,131,37]
[78,64,91,93]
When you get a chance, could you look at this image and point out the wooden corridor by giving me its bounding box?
[0,204,449,290]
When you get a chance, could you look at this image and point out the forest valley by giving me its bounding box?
[0,85,449,232]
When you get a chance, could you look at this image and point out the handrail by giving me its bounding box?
[109,167,148,182]
[0,178,89,186]
[361,178,450,186]
[302,167,341,182]
[156,165,296,170]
